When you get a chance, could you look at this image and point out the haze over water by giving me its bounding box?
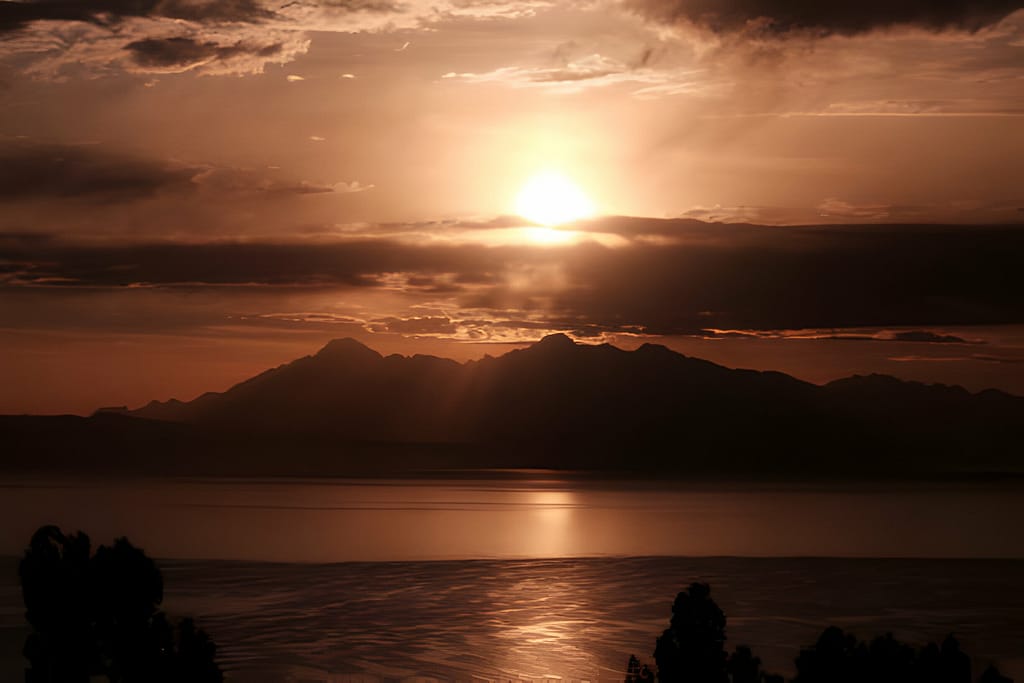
[1,476,1022,561]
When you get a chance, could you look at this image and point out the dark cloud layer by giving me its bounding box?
[3,222,1023,334]
[0,239,512,287]
[631,0,1023,35]
[0,141,337,202]
[0,0,271,35]
[0,142,197,202]
[702,329,978,343]
[125,37,284,69]
[889,330,973,344]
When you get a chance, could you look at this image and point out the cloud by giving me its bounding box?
[817,198,894,221]
[333,181,374,193]
[811,100,1024,117]
[366,316,459,335]
[0,0,554,77]
[628,0,1024,36]
[0,141,197,202]
[701,328,980,344]
[189,167,339,196]
[124,36,286,72]
[0,140,347,202]
[2,222,1023,337]
[971,353,1024,363]
[0,17,310,77]
[0,239,502,288]
[0,0,273,34]
[442,54,707,95]
[888,353,1024,363]
[444,54,631,86]
[888,330,975,344]
[678,200,1024,225]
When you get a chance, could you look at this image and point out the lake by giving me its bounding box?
[2,476,1023,681]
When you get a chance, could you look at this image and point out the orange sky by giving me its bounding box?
[0,0,1022,413]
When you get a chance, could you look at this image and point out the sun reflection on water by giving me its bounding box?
[527,490,576,557]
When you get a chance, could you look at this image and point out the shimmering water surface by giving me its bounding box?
[1,476,1022,681]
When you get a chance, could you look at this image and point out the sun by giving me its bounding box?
[515,171,595,226]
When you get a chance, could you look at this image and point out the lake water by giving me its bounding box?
[1,476,1023,681]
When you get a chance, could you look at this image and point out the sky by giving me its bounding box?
[1,0,1023,414]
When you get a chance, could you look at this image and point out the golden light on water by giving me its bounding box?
[527,490,576,556]
[515,171,596,226]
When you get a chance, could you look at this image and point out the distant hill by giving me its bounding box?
[3,335,1022,477]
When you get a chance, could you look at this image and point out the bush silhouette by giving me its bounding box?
[793,628,985,683]
[646,584,1011,683]
[980,665,1015,683]
[627,653,656,681]
[20,525,222,683]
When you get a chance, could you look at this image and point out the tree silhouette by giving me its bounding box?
[647,584,1011,683]
[627,654,642,680]
[940,634,974,683]
[626,653,655,682]
[863,632,917,683]
[20,526,98,682]
[793,626,862,683]
[727,645,763,683]
[20,525,222,683]
[913,634,974,683]
[654,582,729,683]
[792,626,1013,683]
[980,665,1014,683]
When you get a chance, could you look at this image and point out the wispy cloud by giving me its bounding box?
[0,0,555,77]
[442,53,707,95]
[627,0,1023,36]
[334,181,374,193]
[0,139,354,202]
[703,328,985,344]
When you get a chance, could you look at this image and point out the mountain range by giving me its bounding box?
[3,335,1022,478]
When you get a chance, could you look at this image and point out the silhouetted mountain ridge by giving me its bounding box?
[113,336,1023,474]
[2,335,1021,477]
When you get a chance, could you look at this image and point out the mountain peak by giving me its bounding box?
[314,337,382,362]
[533,333,577,349]
[637,342,677,356]
[108,334,1023,478]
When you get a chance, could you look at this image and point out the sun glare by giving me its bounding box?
[515,171,595,226]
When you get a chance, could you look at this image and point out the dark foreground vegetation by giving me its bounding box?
[632,582,1014,683]
[17,527,1014,682]
[19,526,221,682]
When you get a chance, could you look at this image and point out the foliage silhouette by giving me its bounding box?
[653,582,774,683]
[20,525,222,683]
[980,665,1015,683]
[653,582,727,681]
[644,584,1012,683]
[727,645,765,683]
[793,628,982,683]
[20,526,96,682]
[627,653,656,681]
